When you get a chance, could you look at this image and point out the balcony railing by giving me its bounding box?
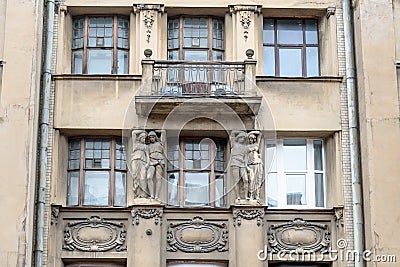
[151,60,245,96]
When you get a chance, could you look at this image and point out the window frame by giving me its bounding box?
[71,15,129,74]
[167,16,225,61]
[167,137,227,207]
[266,138,326,208]
[263,18,320,77]
[67,136,127,207]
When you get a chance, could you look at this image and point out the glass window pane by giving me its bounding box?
[67,171,79,205]
[72,51,83,74]
[117,50,128,74]
[168,263,227,267]
[168,50,179,60]
[279,48,302,77]
[306,47,319,77]
[88,50,112,74]
[185,173,209,206]
[315,173,324,207]
[184,50,208,61]
[313,140,323,170]
[263,46,275,76]
[114,172,126,206]
[277,19,303,44]
[84,171,110,205]
[263,19,274,44]
[266,140,277,172]
[267,173,278,207]
[213,51,223,61]
[215,174,224,207]
[168,172,179,206]
[283,139,307,170]
[286,174,306,205]
[305,19,318,44]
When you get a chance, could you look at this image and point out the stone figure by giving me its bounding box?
[247,131,264,200]
[147,130,166,199]
[131,130,149,198]
[230,131,250,200]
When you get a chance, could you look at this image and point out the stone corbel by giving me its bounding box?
[334,206,344,228]
[233,207,265,227]
[133,4,165,43]
[326,7,336,18]
[131,207,163,225]
[50,204,61,225]
[229,5,262,41]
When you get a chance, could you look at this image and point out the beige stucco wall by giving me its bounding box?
[354,0,400,265]
[0,0,43,266]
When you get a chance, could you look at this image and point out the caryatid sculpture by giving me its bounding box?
[230,131,250,200]
[147,130,166,200]
[247,131,264,200]
[131,130,149,198]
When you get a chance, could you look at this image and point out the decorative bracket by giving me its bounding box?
[229,5,261,42]
[131,207,163,225]
[327,7,336,18]
[50,205,61,225]
[334,206,344,228]
[233,208,265,227]
[133,4,164,43]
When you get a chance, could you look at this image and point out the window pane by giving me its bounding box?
[283,139,307,170]
[117,50,128,74]
[88,50,112,74]
[267,172,278,207]
[277,19,302,44]
[168,172,179,206]
[84,171,109,205]
[313,140,323,170]
[184,50,208,61]
[72,51,83,74]
[279,48,302,77]
[168,263,227,267]
[67,171,79,205]
[315,173,324,207]
[263,19,274,44]
[305,19,318,44]
[306,47,319,77]
[213,51,223,61]
[263,46,275,76]
[266,140,277,172]
[114,172,126,206]
[168,50,179,60]
[185,173,209,206]
[215,174,224,207]
[286,174,306,205]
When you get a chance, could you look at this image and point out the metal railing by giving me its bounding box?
[151,60,245,96]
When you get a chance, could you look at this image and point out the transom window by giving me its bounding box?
[167,138,226,207]
[67,137,127,206]
[168,17,224,61]
[72,16,129,74]
[266,138,325,208]
[263,18,319,77]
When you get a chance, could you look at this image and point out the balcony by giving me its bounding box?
[135,49,262,117]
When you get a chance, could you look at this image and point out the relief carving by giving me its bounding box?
[229,5,261,41]
[51,205,60,225]
[167,216,229,253]
[63,216,126,252]
[131,208,163,225]
[239,11,251,41]
[334,206,344,227]
[233,208,265,227]
[143,10,155,42]
[267,218,331,253]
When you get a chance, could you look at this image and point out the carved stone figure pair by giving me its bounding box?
[131,130,165,199]
[230,130,264,201]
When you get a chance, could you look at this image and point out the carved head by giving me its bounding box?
[248,134,256,144]
[137,132,148,144]
[236,132,247,144]
[148,131,157,143]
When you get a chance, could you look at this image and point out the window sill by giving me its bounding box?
[256,75,343,82]
[266,207,335,215]
[52,73,142,81]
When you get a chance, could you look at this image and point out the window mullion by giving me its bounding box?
[83,16,88,74]
[109,139,116,206]
[307,139,316,207]
[179,139,184,207]
[274,19,279,76]
[179,17,184,60]
[210,141,216,207]
[113,16,118,74]
[277,139,285,207]
[302,19,307,77]
[79,138,85,206]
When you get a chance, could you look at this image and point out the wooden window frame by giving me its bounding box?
[72,15,129,74]
[67,136,127,207]
[167,138,227,207]
[263,18,320,77]
[266,138,326,208]
[167,16,225,61]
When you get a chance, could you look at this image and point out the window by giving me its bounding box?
[65,263,125,267]
[167,138,226,207]
[167,263,227,267]
[168,17,224,61]
[67,137,127,206]
[72,16,129,74]
[269,264,329,267]
[266,139,325,208]
[263,19,319,77]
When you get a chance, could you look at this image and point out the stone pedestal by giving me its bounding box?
[232,205,266,267]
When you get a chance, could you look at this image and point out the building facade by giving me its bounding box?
[0,0,399,267]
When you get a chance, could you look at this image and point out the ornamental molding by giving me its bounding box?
[326,6,336,18]
[267,218,331,253]
[233,208,265,227]
[229,5,262,14]
[229,5,261,41]
[131,208,163,225]
[51,205,61,225]
[167,216,229,253]
[143,10,155,42]
[133,4,164,43]
[63,216,127,252]
[133,4,164,12]
[334,206,344,228]
[240,11,251,41]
